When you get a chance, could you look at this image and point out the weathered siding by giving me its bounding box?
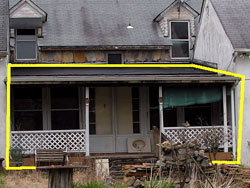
[194,0,235,71]
[194,0,250,167]
[0,56,7,161]
[10,50,172,63]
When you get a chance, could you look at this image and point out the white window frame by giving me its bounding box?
[15,29,37,61]
[170,21,190,60]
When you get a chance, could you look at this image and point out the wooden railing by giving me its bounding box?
[163,126,232,149]
[11,129,86,154]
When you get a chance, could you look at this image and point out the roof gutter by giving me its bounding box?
[234,48,250,53]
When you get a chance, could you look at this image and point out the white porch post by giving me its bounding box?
[231,87,236,159]
[223,86,228,152]
[85,87,90,156]
[159,86,164,133]
[158,86,164,179]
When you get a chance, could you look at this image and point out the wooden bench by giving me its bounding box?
[35,149,68,167]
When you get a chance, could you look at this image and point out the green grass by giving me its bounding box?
[74,182,108,188]
[0,171,6,188]
[74,182,127,188]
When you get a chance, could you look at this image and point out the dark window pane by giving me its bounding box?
[172,41,189,58]
[185,105,211,126]
[14,88,42,110]
[51,87,79,109]
[171,22,188,39]
[89,112,96,123]
[108,54,122,64]
[89,124,96,135]
[51,111,79,130]
[132,100,139,110]
[163,108,177,127]
[89,100,95,111]
[132,88,139,98]
[14,111,43,131]
[89,88,95,99]
[133,123,140,134]
[132,111,140,122]
[150,109,159,129]
[149,88,159,108]
[17,29,35,35]
[16,41,36,59]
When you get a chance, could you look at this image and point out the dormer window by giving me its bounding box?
[16,29,37,60]
[170,21,189,59]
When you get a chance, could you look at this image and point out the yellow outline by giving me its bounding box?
[5,63,245,170]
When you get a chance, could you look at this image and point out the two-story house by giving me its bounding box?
[0,0,9,161]
[194,0,250,166]
[5,0,240,167]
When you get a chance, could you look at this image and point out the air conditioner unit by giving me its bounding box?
[128,137,151,153]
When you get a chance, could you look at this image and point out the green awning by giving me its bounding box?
[163,87,225,109]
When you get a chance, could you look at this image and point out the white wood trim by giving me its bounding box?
[223,86,228,152]
[231,88,236,159]
[164,125,226,130]
[12,129,86,134]
[85,87,90,156]
[159,86,164,133]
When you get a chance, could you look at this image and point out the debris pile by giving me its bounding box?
[220,164,250,187]
[122,165,156,187]
[159,140,210,168]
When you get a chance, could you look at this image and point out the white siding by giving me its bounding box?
[235,56,250,166]
[0,56,7,161]
[194,0,235,71]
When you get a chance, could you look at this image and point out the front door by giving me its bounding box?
[89,87,141,153]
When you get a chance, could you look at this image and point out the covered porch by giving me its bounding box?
[9,67,239,162]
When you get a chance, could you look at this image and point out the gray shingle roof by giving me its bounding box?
[211,0,250,49]
[0,0,8,52]
[10,0,203,47]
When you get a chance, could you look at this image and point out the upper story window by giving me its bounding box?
[16,29,37,60]
[108,53,123,64]
[170,21,189,59]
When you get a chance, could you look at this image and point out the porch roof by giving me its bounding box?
[10,67,240,85]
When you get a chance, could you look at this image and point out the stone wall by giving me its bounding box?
[11,50,172,63]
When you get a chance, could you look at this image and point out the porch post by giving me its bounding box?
[223,86,228,152]
[231,87,236,159]
[85,87,90,156]
[159,86,164,133]
[158,86,164,180]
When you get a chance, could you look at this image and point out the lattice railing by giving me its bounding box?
[11,129,86,154]
[163,126,232,149]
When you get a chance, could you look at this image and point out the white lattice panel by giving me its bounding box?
[11,129,86,154]
[163,126,232,149]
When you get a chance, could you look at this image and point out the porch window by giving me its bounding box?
[149,88,177,129]
[13,87,43,131]
[16,29,37,60]
[170,22,189,58]
[50,87,80,130]
[184,104,211,126]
